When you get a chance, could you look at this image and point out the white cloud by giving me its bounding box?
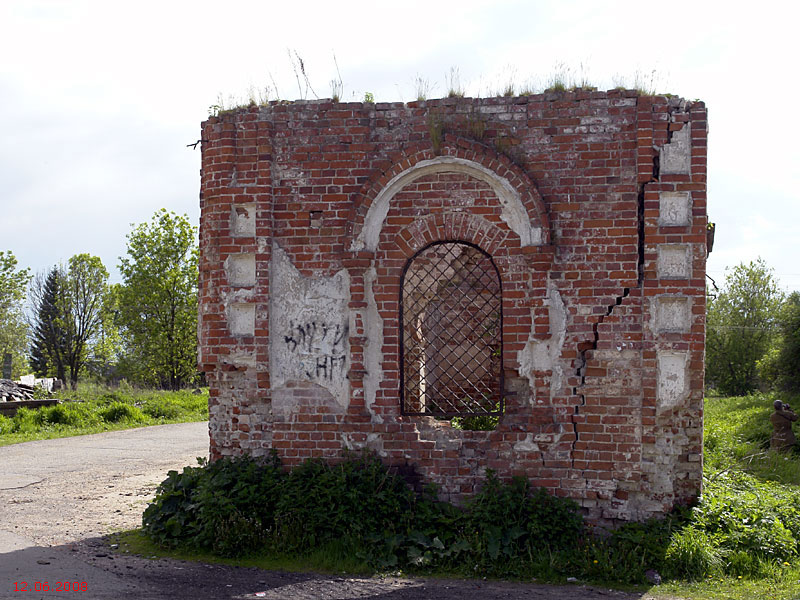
[0,0,798,292]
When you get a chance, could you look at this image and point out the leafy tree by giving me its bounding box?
[706,259,783,396]
[84,282,123,381]
[28,255,110,388]
[0,250,31,377]
[117,209,198,390]
[767,292,800,393]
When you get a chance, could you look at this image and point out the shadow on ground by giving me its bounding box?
[0,533,650,600]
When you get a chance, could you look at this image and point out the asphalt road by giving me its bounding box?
[0,423,651,600]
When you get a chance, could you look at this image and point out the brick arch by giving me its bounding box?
[369,210,551,412]
[347,139,550,253]
[390,210,514,259]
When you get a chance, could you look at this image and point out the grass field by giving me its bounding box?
[0,382,208,447]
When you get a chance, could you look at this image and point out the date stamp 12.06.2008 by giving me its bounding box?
[13,581,87,592]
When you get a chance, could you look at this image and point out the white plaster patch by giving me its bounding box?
[363,266,384,423]
[657,352,689,412]
[269,243,350,408]
[657,244,691,279]
[517,280,567,403]
[351,156,542,252]
[222,349,256,368]
[660,124,691,175]
[513,433,540,453]
[225,254,256,287]
[231,204,256,237]
[652,297,691,334]
[658,192,691,227]
[342,432,386,457]
[228,303,255,336]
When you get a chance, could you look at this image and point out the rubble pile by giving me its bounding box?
[0,379,36,401]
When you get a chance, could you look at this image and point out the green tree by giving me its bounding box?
[768,292,800,393]
[706,258,783,396]
[28,255,110,388]
[117,209,198,389]
[85,282,122,381]
[0,250,31,378]
[30,267,69,382]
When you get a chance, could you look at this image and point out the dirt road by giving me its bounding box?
[0,424,653,599]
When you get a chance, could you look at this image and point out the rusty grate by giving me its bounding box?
[400,241,503,417]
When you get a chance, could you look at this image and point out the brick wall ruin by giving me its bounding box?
[198,90,708,522]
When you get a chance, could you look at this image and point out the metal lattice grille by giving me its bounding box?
[401,241,502,417]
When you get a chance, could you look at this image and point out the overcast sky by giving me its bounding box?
[1,0,798,292]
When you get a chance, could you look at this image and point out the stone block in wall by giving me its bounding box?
[656,352,689,412]
[225,254,256,287]
[231,204,257,237]
[660,124,691,174]
[652,297,691,334]
[657,244,691,279]
[228,303,255,336]
[658,192,691,227]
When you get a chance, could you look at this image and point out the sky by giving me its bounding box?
[1,0,798,293]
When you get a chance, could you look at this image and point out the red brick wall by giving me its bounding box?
[199,90,708,522]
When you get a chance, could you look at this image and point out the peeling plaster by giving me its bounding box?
[269,243,351,408]
[517,280,566,402]
[351,156,542,252]
[363,266,384,423]
[513,433,540,453]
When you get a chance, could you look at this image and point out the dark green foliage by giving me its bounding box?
[143,454,284,557]
[142,461,206,548]
[273,453,417,554]
[30,267,68,381]
[140,420,800,585]
[27,255,110,388]
[143,453,585,570]
[463,472,582,575]
[450,413,498,431]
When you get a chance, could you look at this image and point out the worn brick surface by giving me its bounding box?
[199,90,708,522]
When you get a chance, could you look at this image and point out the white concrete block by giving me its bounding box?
[226,254,256,287]
[228,303,255,336]
[657,244,691,279]
[658,192,691,227]
[660,124,691,175]
[657,352,689,411]
[653,297,691,334]
[231,204,256,237]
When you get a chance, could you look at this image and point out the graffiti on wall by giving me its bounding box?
[284,320,348,381]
